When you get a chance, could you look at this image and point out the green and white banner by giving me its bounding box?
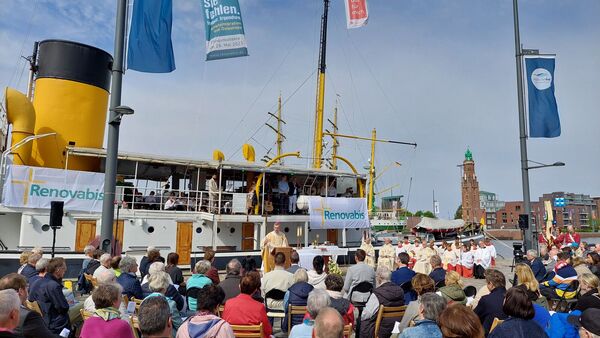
[202,0,249,61]
[308,196,370,229]
[2,165,104,211]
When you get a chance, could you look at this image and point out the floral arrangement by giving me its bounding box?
[327,259,342,275]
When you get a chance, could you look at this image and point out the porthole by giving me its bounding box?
[196,227,202,234]
[284,227,290,233]
[230,227,235,234]
[147,226,155,233]
[217,227,221,234]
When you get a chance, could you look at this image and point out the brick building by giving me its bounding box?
[461,149,484,225]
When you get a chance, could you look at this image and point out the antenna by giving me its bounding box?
[265,94,286,165]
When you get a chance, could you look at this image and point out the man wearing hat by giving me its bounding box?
[569,308,600,338]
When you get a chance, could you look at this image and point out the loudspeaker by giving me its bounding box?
[49,201,64,229]
[518,214,528,230]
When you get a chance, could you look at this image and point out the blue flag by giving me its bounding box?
[127,0,175,73]
[525,57,560,138]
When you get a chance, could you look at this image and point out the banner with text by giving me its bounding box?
[308,196,370,229]
[2,165,105,212]
[344,0,368,29]
[202,0,249,61]
[525,56,560,138]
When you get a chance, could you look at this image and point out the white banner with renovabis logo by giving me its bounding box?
[2,165,104,212]
[308,196,370,229]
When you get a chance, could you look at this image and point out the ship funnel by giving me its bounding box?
[213,150,225,161]
[4,87,36,165]
[29,40,113,171]
[242,144,255,162]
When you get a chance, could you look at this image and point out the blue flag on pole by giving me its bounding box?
[525,56,560,138]
[127,0,176,73]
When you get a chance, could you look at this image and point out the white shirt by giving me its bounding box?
[474,247,492,268]
[460,251,474,269]
[486,245,497,259]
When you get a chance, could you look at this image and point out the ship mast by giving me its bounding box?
[312,0,330,168]
[265,94,286,164]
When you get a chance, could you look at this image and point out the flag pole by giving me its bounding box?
[100,0,128,254]
[512,0,534,251]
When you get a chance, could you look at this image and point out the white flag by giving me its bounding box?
[344,0,368,29]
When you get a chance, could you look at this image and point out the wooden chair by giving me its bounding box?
[25,300,42,316]
[490,317,504,333]
[217,305,225,317]
[80,309,95,321]
[130,316,141,338]
[84,274,98,289]
[131,297,144,313]
[230,323,263,338]
[343,323,352,337]
[287,305,308,332]
[374,305,407,338]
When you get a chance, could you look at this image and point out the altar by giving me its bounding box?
[297,246,349,270]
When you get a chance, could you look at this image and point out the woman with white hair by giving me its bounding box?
[143,271,182,336]
[141,262,184,311]
[93,253,113,279]
[282,269,314,333]
[186,260,213,312]
[289,288,331,338]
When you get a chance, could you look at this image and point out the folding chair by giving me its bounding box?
[230,323,263,338]
[287,304,308,333]
[374,305,406,338]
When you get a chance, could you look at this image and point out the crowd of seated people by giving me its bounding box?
[4,237,599,338]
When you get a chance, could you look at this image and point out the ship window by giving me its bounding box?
[284,227,290,233]
[147,226,155,234]
[196,227,202,234]
[230,227,235,234]
[217,227,221,234]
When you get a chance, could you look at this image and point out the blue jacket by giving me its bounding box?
[529,258,546,282]
[28,274,70,334]
[185,274,213,311]
[489,318,549,338]
[20,264,37,279]
[474,287,507,335]
[546,311,580,338]
[399,319,442,338]
[282,282,314,332]
[429,268,446,285]
[533,303,551,330]
[117,272,144,300]
[392,267,416,286]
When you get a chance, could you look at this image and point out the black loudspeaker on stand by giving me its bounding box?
[49,201,64,258]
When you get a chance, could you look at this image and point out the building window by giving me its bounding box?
[516,205,521,211]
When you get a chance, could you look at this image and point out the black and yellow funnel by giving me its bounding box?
[28,40,113,171]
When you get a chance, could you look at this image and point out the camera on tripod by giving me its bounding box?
[513,242,526,264]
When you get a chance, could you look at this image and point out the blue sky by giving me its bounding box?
[1,0,599,218]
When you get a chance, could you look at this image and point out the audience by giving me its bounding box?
[569,308,600,338]
[437,271,467,305]
[283,269,314,333]
[19,253,41,281]
[540,252,577,300]
[474,269,508,335]
[397,273,435,333]
[138,296,173,338]
[307,255,327,289]
[142,262,184,311]
[514,263,548,309]
[222,271,272,338]
[116,255,144,300]
[573,256,594,276]
[186,260,213,312]
[143,271,182,335]
[324,274,355,326]
[139,247,158,280]
[429,255,446,285]
[203,248,221,285]
[82,245,95,271]
[241,256,258,276]
[262,252,294,311]
[110,256,122,277]
[392,252,417,304]
[28,257,72,334]
[85,249,103,276]
[360,266,405,337]
[220,259,243,303]
[287,251,301,273]
[93,253,113,279]
[175,285,234,338]
[165,252,185,291]
[438,304,485,338]
[289,288,331,338]
[80,283,134,338]
[527,249,546,282]
[0,289,21,338]
[17,252,31,275]
[574,273,600,312]
[0,273,60,338]
[27,257,48,288]
[399,292,446,338]
[342,249,375,302]
[313,307,344,338]
[488,286,549,338]
[586,252,600,279]
[84,269,127,317]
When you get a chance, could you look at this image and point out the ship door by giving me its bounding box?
[327,229,338,244]
[75,220,97,252]
[176,222,193,265]
[112,220,125,254]
[242,223,254,251]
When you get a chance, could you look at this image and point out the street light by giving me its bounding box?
[109,105,134,123]
[526,160,565,170]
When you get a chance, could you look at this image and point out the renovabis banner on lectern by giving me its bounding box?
[308,196,370,229]
[2,165,104,212]
[525,56,560,138]
[202,0,249,61]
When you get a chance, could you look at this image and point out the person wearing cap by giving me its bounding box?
[568,308,600,338]
[261,222,289,272]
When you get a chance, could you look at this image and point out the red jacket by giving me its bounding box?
[554,232,581,247]
[222,293,272,338]
[206,266,220,285]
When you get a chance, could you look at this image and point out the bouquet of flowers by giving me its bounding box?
[327,259,342,275]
